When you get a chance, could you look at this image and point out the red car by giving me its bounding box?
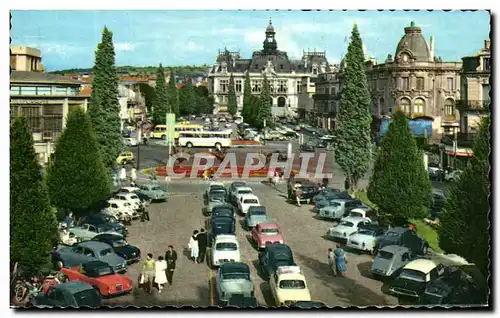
[61,260,132,296]
[251,222,285,250]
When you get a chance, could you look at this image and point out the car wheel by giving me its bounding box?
[161,134,166,140]
[215,142,222,150]
[54,260,64,270]
[186,142,193,148]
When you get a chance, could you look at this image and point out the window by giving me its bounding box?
[401,53,409,63]
[21,106,42,131]
[44,117,63,132]
[99,248,114,257]
[10,86,20,95]
[279,280,306,289]
[400,98,411,113]
[277,80,287,93]
[37,86,52,96]
[483,58,490,71]
[482,84,490,102]
[447,78,454,91]
[402,78,410,90]
[414,98,425,114]
[280,64,284,70]
[416,77,424,90]
[69,87,79,95]
[43,105,63,116]
[55,87,68,95]
[312,68,318,75]
[215,242,237,251]
[20,86,37,95]
[444,99,455,117]
[219,80,229,93]
[254,64,259,70]
[251,80,262,93]
[296,81,302,93]
[235,80,242,93]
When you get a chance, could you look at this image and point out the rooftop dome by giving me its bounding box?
[266,18,275,33]
[395,21,431,62]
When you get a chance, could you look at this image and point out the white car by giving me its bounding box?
[237,194,260,215]
[318,200,366,220]
[340,208,375,223]
[225,123,232,129]
[445,169,463,182]
[113,193,142,210]
[270,266,311,306]
[346,226,386,253]
[105,199,138,219]
[211,234,240,267]
[326,216,372,241]
[123,137,138,147]
[233,187,253,203]
[119,186,141,194]
[206,181,226,196]
[320,135,336,141]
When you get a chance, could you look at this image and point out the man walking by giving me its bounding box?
[197,229,208,264]
[328,248,336,276]
[165,245,177,286]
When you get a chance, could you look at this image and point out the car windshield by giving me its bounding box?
[358,229,376,236]
[130,195,139,200]
[252,215,268,222]
[279,280,306,289]
[213,224,232,234]
[223,272,250,280]
[329,202,341,207]
[339,221,354,227]
[99,248,114,257]
[377,251,394,260]
[104,215,118,224]
[249,209,266,215]
[350,212,364,218]
[112,240,127,248]
[238,190,252,195]
[243,199,258,204]
[216,242,237,251]
[73,289,101,307]
[151,186,163,191]
[381,232,399,245]
[399,269,427,282]
[261,228,279,235]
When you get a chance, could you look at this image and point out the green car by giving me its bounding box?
[138,183,168,201]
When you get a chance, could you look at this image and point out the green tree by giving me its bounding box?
[246,95,261,128]
[87,26,123,166]
[194,86,214,115]
[257,73,272,129]
[47,108,111,218]
[138,82,156,113]
[367,111,431,222]
[335,24,373,191]
[152,64,169,124]
[167,69,179,116]
[241,71,252,123]
[179,82,197,116]
[10,117,59,275]
[227,73,238,115]
[438,116,490,277]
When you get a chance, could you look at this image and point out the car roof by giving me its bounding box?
[120,187,139,192]
[258,222,279,229]
[241,194,258,200]
[237,187,253,192]
[220,262,250,274]
[386,227,408,234]
[267,243,292,254]
[379,245,409,254]
[231,181,247,187]
[248,206,266,212]
[215,234,238,242]
[209,182,225,187]
[94,233,123,240]
[403,259,438,273]
[77,241,112,250]
[340,216,366,223]
[55,281,94,293]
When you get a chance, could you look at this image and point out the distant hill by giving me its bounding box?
[50,65,211,76]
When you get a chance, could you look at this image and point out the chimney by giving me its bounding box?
[429,35,435,61]
[485,40,491,50]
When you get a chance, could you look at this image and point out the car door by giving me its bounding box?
[65,245,85,266]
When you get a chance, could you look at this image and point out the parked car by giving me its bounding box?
[376,227,429,256]
[251,222,285,250]
[429,190,445,219]
[105,199,138,219]
[209,216,236,245]
[211,205,236,222]
[258,244,295,279]
[444,169,463,182]
[216,262,254,305]
[342,208,377,223]
[237,194,261,215]
[313,188,350,204]
[231,186,254,204]
[123,137,138,147]
[206,181,226,197]
[77,213,127,237]
[314,194,353,211]
[29,281,101,308]
[68,223,123,241]
[270,266,311,306]
[113,193,142,211]
[116,151,134,165]
[211,234,241,267]
[326,217,372,241]
[287,182,318,204]
[371,245,415,278]
[227,181,247,202]
[346,224,386,254]
[299,142,315,152]
[61,261,133,297]
[389,259,448,299]
[137,183,167,202]
[91,233,140,264]
[207,187,228,205]
[204,196,229,217]
[243,206,269,230]
[317,199,366,220]
[226,294,258,308]
[51,241,127,273]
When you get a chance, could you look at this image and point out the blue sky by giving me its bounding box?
[10,10,490,71]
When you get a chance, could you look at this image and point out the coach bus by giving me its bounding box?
[150,124,204,139]
[177,130,232,149]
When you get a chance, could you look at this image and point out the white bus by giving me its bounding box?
[178,130,232,149]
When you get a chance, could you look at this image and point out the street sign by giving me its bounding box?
[166,113,176,143]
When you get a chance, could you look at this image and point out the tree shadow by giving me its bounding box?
[258,282,276,308]
[251,259,267,281]
[295,252,389,306]
[356,260,374,279]
[245,234,258,251]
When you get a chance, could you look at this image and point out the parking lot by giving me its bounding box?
[103,182,399,307]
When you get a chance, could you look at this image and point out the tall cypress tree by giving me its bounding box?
[227,73,238,116]
[367,111,431,222]
[241,71,252,122]
[179,82,197,116]
[335,24,372,191]
[257,73,272,129]
[11,117,59,275]
[47,108,111,218]
[167,68,179,116]
[88,26,122,166]
[152,64,169,124]
[438,116,490,278]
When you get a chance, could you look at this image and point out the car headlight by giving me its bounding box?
[279,240,283,244]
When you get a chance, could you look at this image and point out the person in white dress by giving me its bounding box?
[120,167,127,183]
[188,230,199,263]
[154,256,167,293]
[130,167,137,184]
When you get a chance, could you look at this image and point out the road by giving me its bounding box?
[103,181,401,307]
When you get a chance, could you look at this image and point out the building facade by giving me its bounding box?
[312,68,341,130]
[208,19,330,117]
[10,46,89,165]
[118,82,147,129]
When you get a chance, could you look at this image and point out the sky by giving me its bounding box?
[10,10,491,71]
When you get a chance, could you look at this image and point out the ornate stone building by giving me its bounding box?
[207,19,330,117]
[311,67,341,130]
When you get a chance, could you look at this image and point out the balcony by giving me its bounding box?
[456,100,491,111]
[441,132,477,148]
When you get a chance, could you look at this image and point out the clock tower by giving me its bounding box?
[263,18,278,53]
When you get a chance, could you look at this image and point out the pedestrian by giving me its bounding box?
[188,230,199,263]
[294,183,302,207]
[120,166,127,183]
[141,253,155,294]
[202,169,209,181]
[273,171,280,186]
[139,205,150,222]
[64,212,74,228]
[197,229,208,264]
[165,245,177,285]
[328,248,336,276]
[154,256,167,293]
[333,244,348,277]
[130,167,137,185]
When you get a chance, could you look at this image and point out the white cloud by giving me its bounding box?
[26,43,78,58]
[186,41,204,52]
[114,42,137,52]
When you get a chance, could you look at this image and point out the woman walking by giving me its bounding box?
[141,254,156,294]
[333,244,348,277]
[188,230,199,263]
[154,256,167,293]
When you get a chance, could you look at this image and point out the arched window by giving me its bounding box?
[379,98,385,109]
[414,98,425,114]
[277,96,286,107]
[444,98,455,116]
[400,98,411,113]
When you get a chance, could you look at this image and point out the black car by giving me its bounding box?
[29,281,101,308]
[209,217,236,245]
[211,205,236,221]
[258,244,295,279]
[227,294,258,308]
[377,227,429,256]
[418,267,484,306]
[287,182,319,204]
[300,143,316,152]
[78,213,128,238]
[390,262,448,299]
[91,233,141,264]
[429,191,445,219]
[291,301,327,308]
